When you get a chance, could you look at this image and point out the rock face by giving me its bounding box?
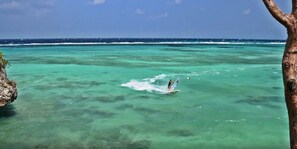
[0,53,17,106]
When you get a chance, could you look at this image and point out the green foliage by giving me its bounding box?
[0,51,9,68]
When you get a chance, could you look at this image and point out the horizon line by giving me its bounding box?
[0,37,286,41]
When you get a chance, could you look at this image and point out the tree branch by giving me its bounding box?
[292,0,297,16]
[263,0,291,27]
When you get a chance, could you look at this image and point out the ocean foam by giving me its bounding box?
[121,72,201,94]
[121,80,167,94]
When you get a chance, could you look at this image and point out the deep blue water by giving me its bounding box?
[0,38,285,47]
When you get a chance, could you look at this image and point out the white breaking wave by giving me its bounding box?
[0,41,286,47]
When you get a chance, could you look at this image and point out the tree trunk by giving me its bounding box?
[263,0,297,148]
[283,21,297,149]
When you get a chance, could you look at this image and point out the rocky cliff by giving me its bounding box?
[0,52,17,106]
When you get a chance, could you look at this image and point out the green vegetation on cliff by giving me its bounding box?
[0,51,9,68]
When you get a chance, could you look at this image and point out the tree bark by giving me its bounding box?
[263,0,297,148]
[293,0,297,16]
[263,0,292,27]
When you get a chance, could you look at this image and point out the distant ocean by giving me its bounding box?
[0,38,286,46]
[0,38,289,148]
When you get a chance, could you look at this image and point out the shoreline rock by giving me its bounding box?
[0,52,17,106]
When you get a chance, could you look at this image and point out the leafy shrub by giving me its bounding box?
[0,51,9,68]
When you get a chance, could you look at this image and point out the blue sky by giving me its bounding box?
[0,0,290,39]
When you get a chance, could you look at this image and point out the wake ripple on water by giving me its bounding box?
[121,80,167,94]
[121,73,198,94]
[120,67,252,94]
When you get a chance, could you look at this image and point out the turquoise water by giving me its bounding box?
[0,43,289,148]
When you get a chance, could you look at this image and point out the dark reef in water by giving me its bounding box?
[84,109,115,118]
[95,95,125,103]
[82,128,151,149]
[4,129,151,149]
[168,129,194,137]
[134,107,160,114]
[235,96,283,109]
[33,79,106,91]
[272,86,282,90]
[0,104,16,118]
[115,103,160,115]
[116,104,135,110]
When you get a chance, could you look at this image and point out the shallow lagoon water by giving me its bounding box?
[0,43,289,148]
